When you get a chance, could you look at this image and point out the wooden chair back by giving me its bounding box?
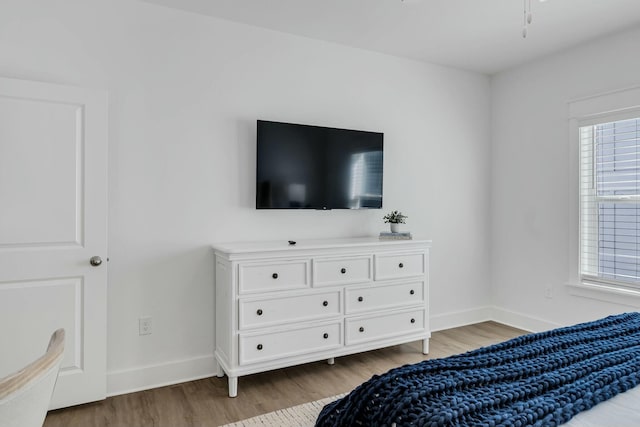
[0,329,65,427]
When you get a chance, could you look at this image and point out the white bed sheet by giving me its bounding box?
[564,384,640,427]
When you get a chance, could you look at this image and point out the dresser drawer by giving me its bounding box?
[345,309,425,345]
[313,256,372,287]
[239,291,341,329]
[345,281,424,314]
[374,252,425,281]
[239,322,342,365]
[238,260,310,294]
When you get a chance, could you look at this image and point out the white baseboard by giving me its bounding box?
[105,308,560,397]
[106,308,496,396]
[430,306,562,334]
[107,354,217,397]
[490,306,561,333]
[430,306,493,332]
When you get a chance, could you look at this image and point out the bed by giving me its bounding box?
[316,312,640,427]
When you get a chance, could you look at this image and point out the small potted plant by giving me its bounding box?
[383,210,407,233]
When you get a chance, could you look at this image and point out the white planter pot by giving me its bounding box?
[390,223,400,233]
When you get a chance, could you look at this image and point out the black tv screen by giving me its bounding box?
[256,120,383,209]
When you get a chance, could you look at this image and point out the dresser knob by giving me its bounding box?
[323,300,328,307]
[398,263,404,268]
[358,296,363,302]
[340,268,346,274]
[272,273,278,279]
[410,289,415,295]
[410,318,416,324]
[257,309,263,316]
[323,333,329,339]
[359,326,364,333]
[257,344,263,350]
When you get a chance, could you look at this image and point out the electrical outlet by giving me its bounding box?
[544,285,553,299]
[139,317,152,335]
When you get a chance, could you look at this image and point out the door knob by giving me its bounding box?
[90,256,103,267]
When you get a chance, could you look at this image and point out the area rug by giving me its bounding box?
[220,393,346,427]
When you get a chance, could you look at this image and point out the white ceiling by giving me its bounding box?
[143,0,640,74]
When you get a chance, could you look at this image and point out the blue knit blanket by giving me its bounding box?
[316,312,640,427]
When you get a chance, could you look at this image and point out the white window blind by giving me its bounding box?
[580,117,640,286]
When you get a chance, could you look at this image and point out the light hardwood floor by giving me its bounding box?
[44,321,525,427]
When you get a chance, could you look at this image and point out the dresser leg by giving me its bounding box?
[215,362,225,378]
[422,338,429,355]
[228,376,238,398]
[327,357,335,365]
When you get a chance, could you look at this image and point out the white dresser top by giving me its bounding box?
[212,236,431,255]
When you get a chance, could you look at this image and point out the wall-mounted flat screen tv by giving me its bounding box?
[256,120,383,209]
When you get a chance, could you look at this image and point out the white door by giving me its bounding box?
[0,77,107,408]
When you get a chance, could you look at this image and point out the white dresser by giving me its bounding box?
[213,237,431,397]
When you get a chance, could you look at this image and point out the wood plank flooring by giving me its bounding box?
[43,321,524,427]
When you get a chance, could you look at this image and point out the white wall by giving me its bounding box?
[0,0,492,394]
[491,26,640,331]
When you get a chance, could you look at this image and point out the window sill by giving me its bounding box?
[566,282,640,307]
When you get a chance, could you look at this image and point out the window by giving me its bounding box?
[580,117,640,286]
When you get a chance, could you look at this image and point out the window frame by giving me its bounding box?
[568,86,640,304]
[579,114,640,288]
